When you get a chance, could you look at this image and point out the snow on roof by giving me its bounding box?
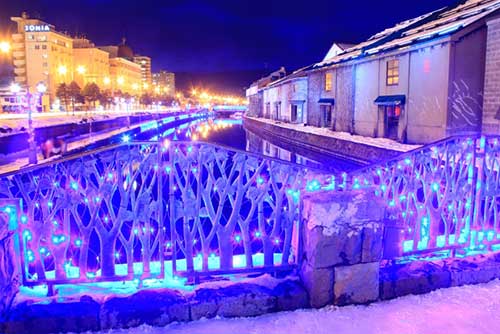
[313,0,500,69]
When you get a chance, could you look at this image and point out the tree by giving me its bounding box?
[68,81,82,115]
[98,90,113,110]
[140,93,153,107]
[55,83,70,113]
[82,83,100,110]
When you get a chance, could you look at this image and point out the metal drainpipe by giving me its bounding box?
[376,60,380,138]
[406,51,411,144]
[351,64,356,134]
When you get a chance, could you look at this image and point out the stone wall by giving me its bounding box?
[482,16,500,134]
[247,92,263,117]
[306,71,324,127]
[3,277,309,334]
[336,65,355,133]
[299,190,385,307]
[244,116,404,164]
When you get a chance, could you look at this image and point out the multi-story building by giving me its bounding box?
[152,70,175,96]
[9,13,150,110]
[11,12,74,110]
[246,67,286,118]
[253,0,500,143]
[99,41,145,95]
[133,55,152,89]
[72,38,110,89]
[108,57,142,95]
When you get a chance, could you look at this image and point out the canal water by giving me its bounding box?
[165,117,362,173]
[62,114,361,174]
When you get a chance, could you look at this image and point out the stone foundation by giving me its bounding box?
[1,277,309,334]
[380,253,500,300]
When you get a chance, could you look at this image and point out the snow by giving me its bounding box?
[87,279,500,334]
[246,116,421,152]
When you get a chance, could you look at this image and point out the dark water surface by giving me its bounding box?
[171,118,362,173]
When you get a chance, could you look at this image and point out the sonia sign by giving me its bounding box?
[24,25,50,32]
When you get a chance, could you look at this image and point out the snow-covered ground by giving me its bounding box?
[99,279,500,334]
[247,116,421,152]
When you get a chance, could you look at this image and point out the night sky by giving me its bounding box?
[0,0,460,94]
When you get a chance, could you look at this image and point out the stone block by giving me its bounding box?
[301,190,385,268]
[4,295,100,334]
[190,283,276,320]
[379,262,451,300]
[100,289,189,330]
[361,225,384,263]
[299,262,334,308]
[271,279,309,311]
[450,257,500,287]
[334,262,379,305]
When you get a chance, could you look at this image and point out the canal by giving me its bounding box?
[164,117,363,173]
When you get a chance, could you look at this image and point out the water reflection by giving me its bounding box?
[172,118,361,173]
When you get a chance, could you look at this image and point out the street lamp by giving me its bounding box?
[23,82,47,164]
[0,41,11,54]
[76,65,86,75]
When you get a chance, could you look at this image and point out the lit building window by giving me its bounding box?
[324,72,332,92]
[387,59,399,86]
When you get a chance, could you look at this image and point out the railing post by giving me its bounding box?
[299,189,386,307]
[0,201,21,322]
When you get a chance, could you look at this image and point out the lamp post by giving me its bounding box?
[23,82,46,165]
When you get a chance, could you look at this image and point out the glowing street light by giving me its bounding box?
[10,82,21,94]
[0,41,11,54]
[76,65,86,75]
[132,83,139,91]
[36,82,47,94]
[103,77,111,85]
[117,76,124,85]
[58,65,67,75]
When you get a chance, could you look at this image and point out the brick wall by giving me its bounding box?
[482,17,500,134]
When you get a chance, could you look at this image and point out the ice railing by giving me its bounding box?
[0,140,333,286]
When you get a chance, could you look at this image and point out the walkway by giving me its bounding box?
[246,116,421,152]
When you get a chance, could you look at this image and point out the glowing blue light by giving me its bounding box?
[431,182,439,192]
[70,181,78,190]
[52,235,66,245]
[234,235,241,243]
[306,179,321,192]
[23,230,32,240]
[75,239,82,247]
[121,134,131,143]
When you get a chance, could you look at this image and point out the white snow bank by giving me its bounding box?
[247,116,421,152]
[98,279,500,334]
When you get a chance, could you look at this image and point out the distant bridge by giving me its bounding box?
[212,105,247,117]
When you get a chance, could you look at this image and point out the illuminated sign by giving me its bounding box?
[24,25,50,32]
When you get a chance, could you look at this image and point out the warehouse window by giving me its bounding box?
[324,72,332,91]
[386,59,399,86]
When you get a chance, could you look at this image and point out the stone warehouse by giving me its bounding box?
[247,0,500,143]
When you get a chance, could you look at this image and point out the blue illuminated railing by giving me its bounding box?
[340,135,500,259]
[0,141,333,286]
[2,134,498,287]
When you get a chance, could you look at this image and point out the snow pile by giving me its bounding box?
[98,279,500,334]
